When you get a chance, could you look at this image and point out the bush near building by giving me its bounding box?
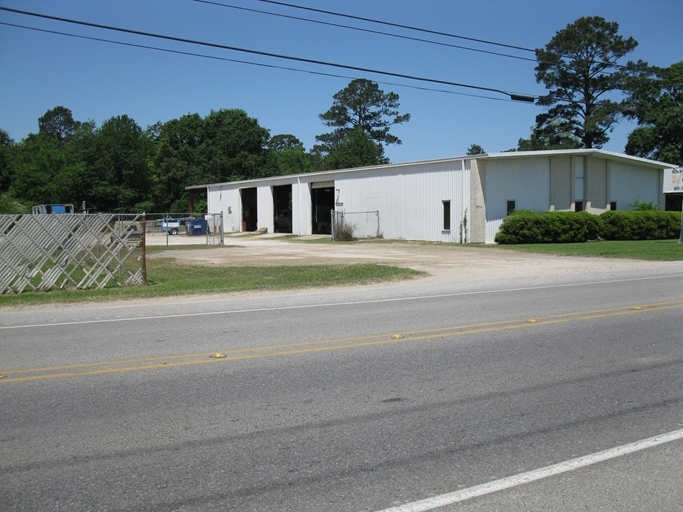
[495,210,680,244]
[600,210,680,240]
[495,210,601,244]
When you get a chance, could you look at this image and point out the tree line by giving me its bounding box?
[0,78,409,214]
[1,16,681,214]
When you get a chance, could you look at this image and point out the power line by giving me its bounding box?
[0,21,515,103]
[256,0,537,54]
[193,0,537,63]
[0,6,537,102]
[255,0,642,73]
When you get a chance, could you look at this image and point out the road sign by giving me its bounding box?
[665,168,683,243]
[663,167,683,193]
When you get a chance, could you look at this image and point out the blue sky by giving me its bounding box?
[1,0,681,164]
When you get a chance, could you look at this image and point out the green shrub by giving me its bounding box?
[582,212,603,240]
[495,210,602,244]
[496,209,681,244]
[628,198,659,211]
[600,210,680,240]
[333,215,356,241]
[494,210,543,244]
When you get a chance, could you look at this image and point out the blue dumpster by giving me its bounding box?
[185,218,207,236]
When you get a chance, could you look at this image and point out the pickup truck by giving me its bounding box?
[157,217,192,235]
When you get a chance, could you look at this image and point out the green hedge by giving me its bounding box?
[495,210,681,244]
[495,211,601,244]
[600,210,681,240]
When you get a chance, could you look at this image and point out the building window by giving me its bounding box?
[610,201,617,210]
[575,201,584,212]
[506,200,516,216]
[443,200,451,231]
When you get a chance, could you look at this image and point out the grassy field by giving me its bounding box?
[489,239,683,261]
[0,260,423,307]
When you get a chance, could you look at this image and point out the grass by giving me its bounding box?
[282,235,332,244]
[2,238,680,307]
[489,239,683,261]
[0,259,423,307]
[287,236,683,260]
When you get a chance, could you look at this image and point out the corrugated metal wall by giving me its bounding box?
[257,186,274,231]
[208,187,241,232]
[485,157,550,243]
[334,161,469,242]
[292,179,312,235]
[205,160,471,241]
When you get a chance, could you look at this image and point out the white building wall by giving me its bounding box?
[292,179,312,236]
[200,151,668,244]
[485,157,551,243]
[257,186,274,232]
[609,162,662,210]
[333,161,469,242]
[207,187,241,233]
[334,170,389,236]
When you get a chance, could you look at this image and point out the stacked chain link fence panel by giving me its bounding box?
[0,213,145,294]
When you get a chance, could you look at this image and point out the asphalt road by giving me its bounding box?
[1,269,682,511]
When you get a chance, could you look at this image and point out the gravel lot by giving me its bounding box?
[146,232,675,285]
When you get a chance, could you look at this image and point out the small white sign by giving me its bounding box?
[664,167,683,193]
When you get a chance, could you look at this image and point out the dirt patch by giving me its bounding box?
[146,235,669,284]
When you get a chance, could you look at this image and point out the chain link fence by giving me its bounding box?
[141,212,224,246]
[0,213,146,294]
[331,210,381,241]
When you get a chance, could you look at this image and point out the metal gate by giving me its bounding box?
[331,210,381,241]
[206,212,225,245]
[0,213,146,294]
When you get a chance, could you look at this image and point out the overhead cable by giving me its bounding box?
[0,6,537,101]
[255,0,537,54]
[193,0,537,63]
[254,0,638,72]
[0,21,514,102]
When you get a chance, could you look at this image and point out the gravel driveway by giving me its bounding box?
[146,233,674,284]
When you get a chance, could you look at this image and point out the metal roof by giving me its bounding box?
[186,149,678,190]
[484,149,679,169]
[186,155,469,190]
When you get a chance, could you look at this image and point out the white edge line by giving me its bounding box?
[375,428,683,512]
[1,274,682,330]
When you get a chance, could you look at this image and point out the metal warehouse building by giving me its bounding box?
[188,149,675,244]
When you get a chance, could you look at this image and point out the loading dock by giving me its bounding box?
[311,182,334,234]
[273,184,292,233]
[240,187,257,231]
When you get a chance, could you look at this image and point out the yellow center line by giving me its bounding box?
[2,300,682,383]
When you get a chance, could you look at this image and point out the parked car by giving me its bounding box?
[274,210,292,232]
